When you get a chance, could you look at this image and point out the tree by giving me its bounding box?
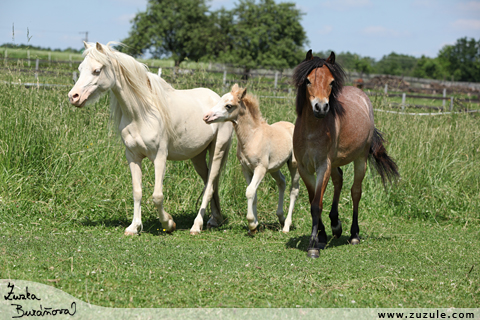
[411,55,447,80]
[120,0,214,66]
[374,52,417,76]
[222,0,308,77]
[437,37,480,82]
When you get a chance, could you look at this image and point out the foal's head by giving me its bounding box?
[293,50,346,118]
[203,84,256,124]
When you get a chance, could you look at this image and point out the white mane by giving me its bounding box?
[83,42,174,137]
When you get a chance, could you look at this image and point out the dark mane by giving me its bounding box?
[292,53,346,117]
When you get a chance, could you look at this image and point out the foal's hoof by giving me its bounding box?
[247,228,257,236]
[331,220,342,238]
[307,249,320,259]
[349,237,360,245]
[166,222,176,234]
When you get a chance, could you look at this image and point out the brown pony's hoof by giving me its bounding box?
[307,249,320,259]
[166,222,176,234]
[331,220,342,238]
[349,238,360,245]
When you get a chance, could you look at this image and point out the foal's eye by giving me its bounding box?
[225,104,233,110]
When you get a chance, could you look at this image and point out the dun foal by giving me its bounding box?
[203,84,300,233]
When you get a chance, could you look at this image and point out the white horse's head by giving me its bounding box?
[68,42,116,108]
[203,84,247,124]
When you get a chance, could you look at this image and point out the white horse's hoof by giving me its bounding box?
[190,230,200,235]
[124,230,138,236]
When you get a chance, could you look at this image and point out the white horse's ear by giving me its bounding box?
[84,41,91,49]
[96,42,104,53]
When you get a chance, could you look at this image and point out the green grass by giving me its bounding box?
[0,70,479,308]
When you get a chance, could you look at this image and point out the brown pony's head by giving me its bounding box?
[292,50,346,118]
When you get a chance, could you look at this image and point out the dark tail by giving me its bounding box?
[369,128,400,188]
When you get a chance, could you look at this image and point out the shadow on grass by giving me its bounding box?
[77,210,206,236]
[285,234,352,252]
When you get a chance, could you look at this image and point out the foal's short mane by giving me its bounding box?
[231,85,265,123]
[292,54,346,117]
[83,42,174,136]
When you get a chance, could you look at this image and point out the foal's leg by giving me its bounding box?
[269,170,287,228]
[243,165,267,234]
[125,151,143,235]
[152,153,176,233]
[350,158,367,245]
[283,158,301,233]
[329,167,343,238]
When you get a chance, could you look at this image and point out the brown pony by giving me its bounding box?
[292,50,399,258]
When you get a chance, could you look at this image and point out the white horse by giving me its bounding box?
[203,84,300,233]
[68,42,233,235]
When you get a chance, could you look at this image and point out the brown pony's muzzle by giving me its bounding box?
[313,102,329,118]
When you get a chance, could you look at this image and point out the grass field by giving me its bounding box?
[0,64,479,309]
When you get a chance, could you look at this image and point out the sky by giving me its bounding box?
[1,0,479,61]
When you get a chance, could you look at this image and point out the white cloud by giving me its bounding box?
[117,14,136,25]
[322,0,372,11]
[317,25,333,35]
[361,26,408,37]
[458,1,480,12]
[451,19,480,30]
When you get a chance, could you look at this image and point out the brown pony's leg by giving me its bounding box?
[350,158,367,244]
[307,164,331,258]
[329,167,343,238]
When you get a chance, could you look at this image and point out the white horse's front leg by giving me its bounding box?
[244,166,266,234]
[125,152,143,236]
[152,154,176,233]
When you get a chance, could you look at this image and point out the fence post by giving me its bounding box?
[274,71,279,90]
[73,71,77,83]
[69,54,72,68]
[223,70,227,87]
[402,93,406,110]
[450,97,454,111]
[443,88,446,108]
[48,52,51,64]
[28,50,30,67]
[157,68,162,77]
[384,84,388,95]
[35,59,39,80]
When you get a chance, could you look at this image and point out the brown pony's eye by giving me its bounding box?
[305,79,311,86]
[330,80,335,87]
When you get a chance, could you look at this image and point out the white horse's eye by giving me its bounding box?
[93,68,101,75]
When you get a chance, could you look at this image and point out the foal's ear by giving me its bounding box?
[239,88,247,100]
[326,51,336,64]
[305,49,313,61]
[96,42,104,53]
[84,41,91,50]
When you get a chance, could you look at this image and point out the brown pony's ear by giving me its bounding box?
[306,49,313,61]
[326,51,336,64]
[96,42,104,53]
